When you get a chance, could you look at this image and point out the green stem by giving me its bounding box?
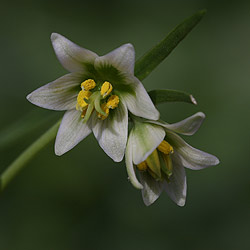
[0,120,61,192]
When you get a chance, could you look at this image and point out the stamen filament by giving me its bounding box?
[94,93,107,116]
[83,103,94,123]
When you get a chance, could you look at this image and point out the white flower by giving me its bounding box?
[27,33,159,161]
[125,112,219,206]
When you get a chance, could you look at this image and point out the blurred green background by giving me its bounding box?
[1,0,250,249]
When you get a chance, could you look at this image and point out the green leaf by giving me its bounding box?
[148,89,197,105]
[134,9,206,81]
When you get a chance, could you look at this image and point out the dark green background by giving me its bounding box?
[1,0,249,249]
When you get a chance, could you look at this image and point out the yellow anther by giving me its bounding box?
[137,161,147,171]
[146,149,161,179]
[76,90,92,111]
[157,140,174,155]
[81,79,96,91]
[97,103,109,120]
[101,81,113,98]
[107,95,119,109]
[162,154,173,179]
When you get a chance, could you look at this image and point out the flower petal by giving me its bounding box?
[55,110,92,156]
[94,43,135,75]
[163,156,187,206]
[125,133,143,189]
[149,112,205,135]
[51,33,98,72]
[167,131,220,170]
[131,122,165,165]
[27,73,84,111]
[92,101,128,162]
[121,77,160,120]
[139,171,164,206]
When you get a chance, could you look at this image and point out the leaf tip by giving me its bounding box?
[190,95,197,105]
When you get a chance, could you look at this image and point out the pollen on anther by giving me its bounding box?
[137,161,147,171]
[81,79,96,91]
[101,81,113,97]
[76,90,92,111]
[107,95,119,109]
[157,140,174,155]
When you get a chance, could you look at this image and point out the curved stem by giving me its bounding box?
[0,119,61,192]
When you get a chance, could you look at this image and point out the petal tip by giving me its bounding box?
[54,140,65,156]
[128,177,143,189]
[120,43,134,51]
[54,147,63,156]
[214,156,220,166]
[26,93,31,101]
[51,32,60,42]
[151,109,160,121]
[143,200,153,206]
[197,111,206,119]
[176,197,186,207]
[112,154,124,163]
[26,92,36,105]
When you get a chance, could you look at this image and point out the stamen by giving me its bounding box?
[81,79,96,91]
[97,103,109,120]
[157,140,174,155]
[161,154,173,178]
[76,90,92,111]
[101,81,113,98]
[107,95,119,109]
[83,103,94,123]
[137,161,147,171]
[94,92,107,116]
[146,149,161,179]
[159,153,173,179]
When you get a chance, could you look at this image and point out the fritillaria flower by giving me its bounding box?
[27,33,159,161]
[125,112,219,206]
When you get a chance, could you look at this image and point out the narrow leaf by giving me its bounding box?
[148,89,197,105]
[134,9,206,81]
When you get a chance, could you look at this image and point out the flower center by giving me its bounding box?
[76,79,119,122]
[137,140,174,181]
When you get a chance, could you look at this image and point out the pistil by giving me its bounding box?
[76,79,120,122]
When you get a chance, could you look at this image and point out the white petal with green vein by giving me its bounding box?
[164,154,187,206]
[27,73,82,111]
[139,171,164,206]
[167,131,220,170]
[149,112,205,135]
[132,122,165,165]
[51,33,98,73]
[92,102,128,162]
[55,110,92,156]
[121,77,160,120]
[94,43,135,75]
[125,133,143,189]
